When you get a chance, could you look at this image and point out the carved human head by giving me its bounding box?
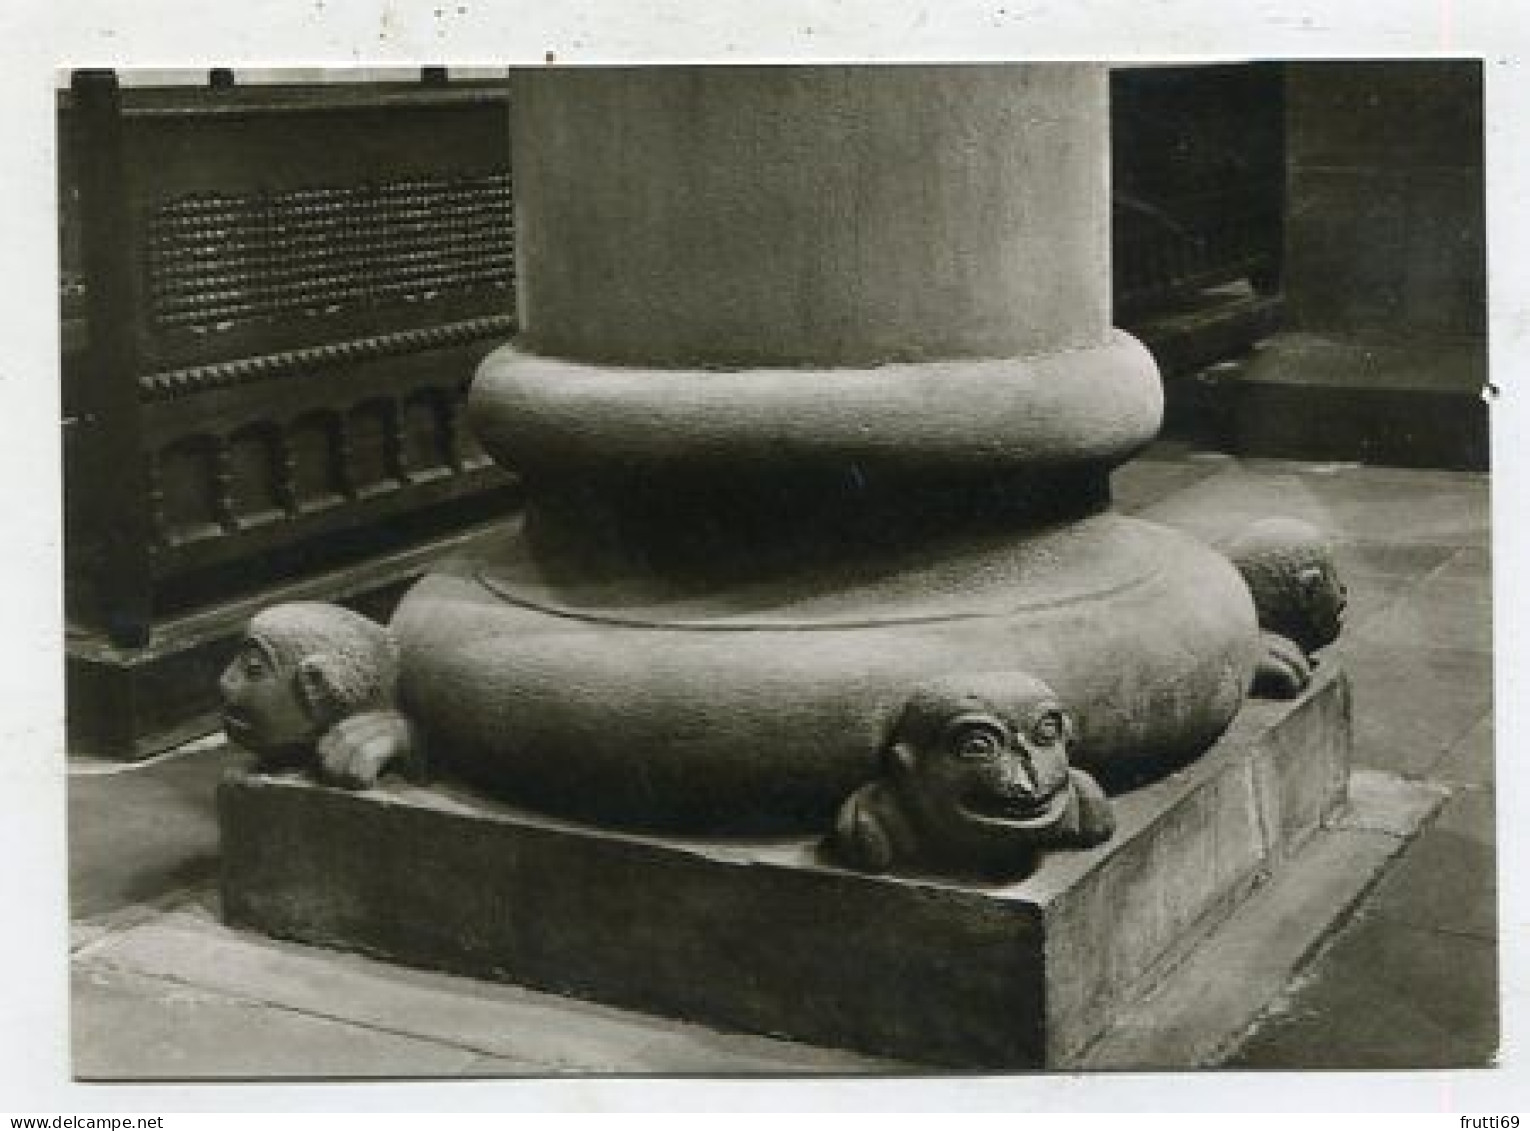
[1227,517,1347,655]
[218,602,399,765]
[886,672,1078,838]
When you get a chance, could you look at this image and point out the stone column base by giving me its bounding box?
[220,663,1352,1067]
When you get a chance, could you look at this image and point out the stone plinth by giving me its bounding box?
[1234,62,1487,469]
[220,663,1349,1069]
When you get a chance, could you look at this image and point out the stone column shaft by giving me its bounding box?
[510,65,1110,368]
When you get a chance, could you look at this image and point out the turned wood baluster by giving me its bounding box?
[146,457,169,549]
[274,425,300,518]
[385,399,410,485]
[212,435,239,532]
[334,412,358,500]
[441,392,466,473]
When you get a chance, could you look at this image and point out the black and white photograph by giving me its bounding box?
[6,0,1527,1115]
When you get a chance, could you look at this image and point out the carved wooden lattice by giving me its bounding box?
[63,74,518,646]
[145,173,514,335]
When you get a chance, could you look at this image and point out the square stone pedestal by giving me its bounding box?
[220,664,1350,1069]
[1230,333,1488,471]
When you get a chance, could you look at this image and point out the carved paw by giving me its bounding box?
[315,710,415,790]
[1068,767,1116,847]
[1251,630,1313,699]
[830,791,896,873]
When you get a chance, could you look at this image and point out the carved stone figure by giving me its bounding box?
[218,601,420,789]
[825,673,1115,880]
[1227,518,1348,698]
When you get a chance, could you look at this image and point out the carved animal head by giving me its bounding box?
[218,602,399,765]
[1227,517,1347,656]
[885,672,1078,840]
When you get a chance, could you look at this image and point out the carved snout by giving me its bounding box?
[997,750,1040,798]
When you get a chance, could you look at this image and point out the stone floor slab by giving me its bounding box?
[456,1054,549,1078]
[69,743,237,920]
[1225,914,1500,1069]
[1350,571,1493,657]
[1254,461,1491,531]
[1332,539,1461,582]
[82,904,887,1075]
[1138,468,1347,546]
[1433,783,1496,843]
[72,963,484,1080]
[1431,715,1495,788]
[1112,450,1231,513]
[1336,642,1493,777]
[1140,463,1489,549]
[1364,800,1497,942]
[1435,542,1492,581]
[1336,768,1450,838]
[1332,567,1435,635]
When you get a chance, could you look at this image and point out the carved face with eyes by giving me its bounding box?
[1228,517,1349,658]
[1293,558,1347,655]
[218,635,327,763]
[217,602,400,769]
[889,674,1078,835]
